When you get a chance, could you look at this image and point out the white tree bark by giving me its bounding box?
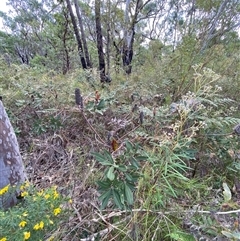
[0,100,27,209]
[200,0,229,52]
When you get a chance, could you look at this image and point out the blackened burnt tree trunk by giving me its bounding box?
[122,0,134,74]
[95,0,107,82]
[62,8,71,74]
[65,0,87,69]
[122,0,143,74]
[74,0,92,68]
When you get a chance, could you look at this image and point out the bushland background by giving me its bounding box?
[0,0,240,240]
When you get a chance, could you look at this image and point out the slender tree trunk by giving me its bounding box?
[122,0,142,74]
[95,0,106,82]
[106,24,111,76]
[62,31,70,74]
[113,40,121,74]
[65,0,87,69]
[200,0,228,53]
[62,10,71,74]
[0,100,27,209]
[122,0,132,74]
[122,30,134,74]
[74,0,92,68]
[105,0,111,78]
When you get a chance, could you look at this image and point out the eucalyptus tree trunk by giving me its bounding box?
[74,0,92,68]
[122,0,142,74]
[62,9,71,74]
[106,0,111,78]
[0,100,27,209]
[200,0,229,53]
[95,0,107,82]
[65,0,87,69]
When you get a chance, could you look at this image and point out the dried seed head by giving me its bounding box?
[107,131,114,146]
[153,107,156,117]
[75,88,81,105]
[233,123,240,135]
[75,88,83,109]
[95,90,100,103]
[132,104,138,112]
[131,94,135,102]
[139,111,144,125]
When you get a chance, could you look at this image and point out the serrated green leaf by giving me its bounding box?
[15,99,26,107]
[169,231,195,241]
[96,99,105,110]
[222,231,240,238]
[135,155,148,161]
[99,189,112,202]
[97,180,112,190]
[124,182,134,205]
[104,150,114,164]
[112,189,123,209]
[107,166,115,181]
[125,181,135,190]
[223,182,232,202]
[91,152,112,165]
[95,109,104,115]
[86,101,95,110]
[126,141,133,152]
[125,172,133,181]
[91,152,106,162]
[130,157,140,169]
[102,162,114,166]
[101,195,111,209]
[116,165,127,172]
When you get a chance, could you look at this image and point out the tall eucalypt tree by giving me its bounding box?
[65,0,87,69]
[122,0,153,74]
[0,100,27,209]
[95,0,108,82]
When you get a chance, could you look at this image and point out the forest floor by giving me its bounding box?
[2,65,240,240]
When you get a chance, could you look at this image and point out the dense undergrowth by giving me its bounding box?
[1,52,240,240]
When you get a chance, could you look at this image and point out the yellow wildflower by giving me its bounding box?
[37,190,44,196]
[39,221,44,229]
[0,185,9,195]
[19,220,27,228]
[33,223,39,230]
[44,194,50,199]
[22,212,28,217]
[33,221,44,230]
[49,220,54,225]
[23,231,30,240]
[53,207,61,216]
[53,190,59,199]
[21,191,28,197]
[20,181,30,190]
[48,236,55,241]
[0,238,7,241]
[68,199,73,204]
